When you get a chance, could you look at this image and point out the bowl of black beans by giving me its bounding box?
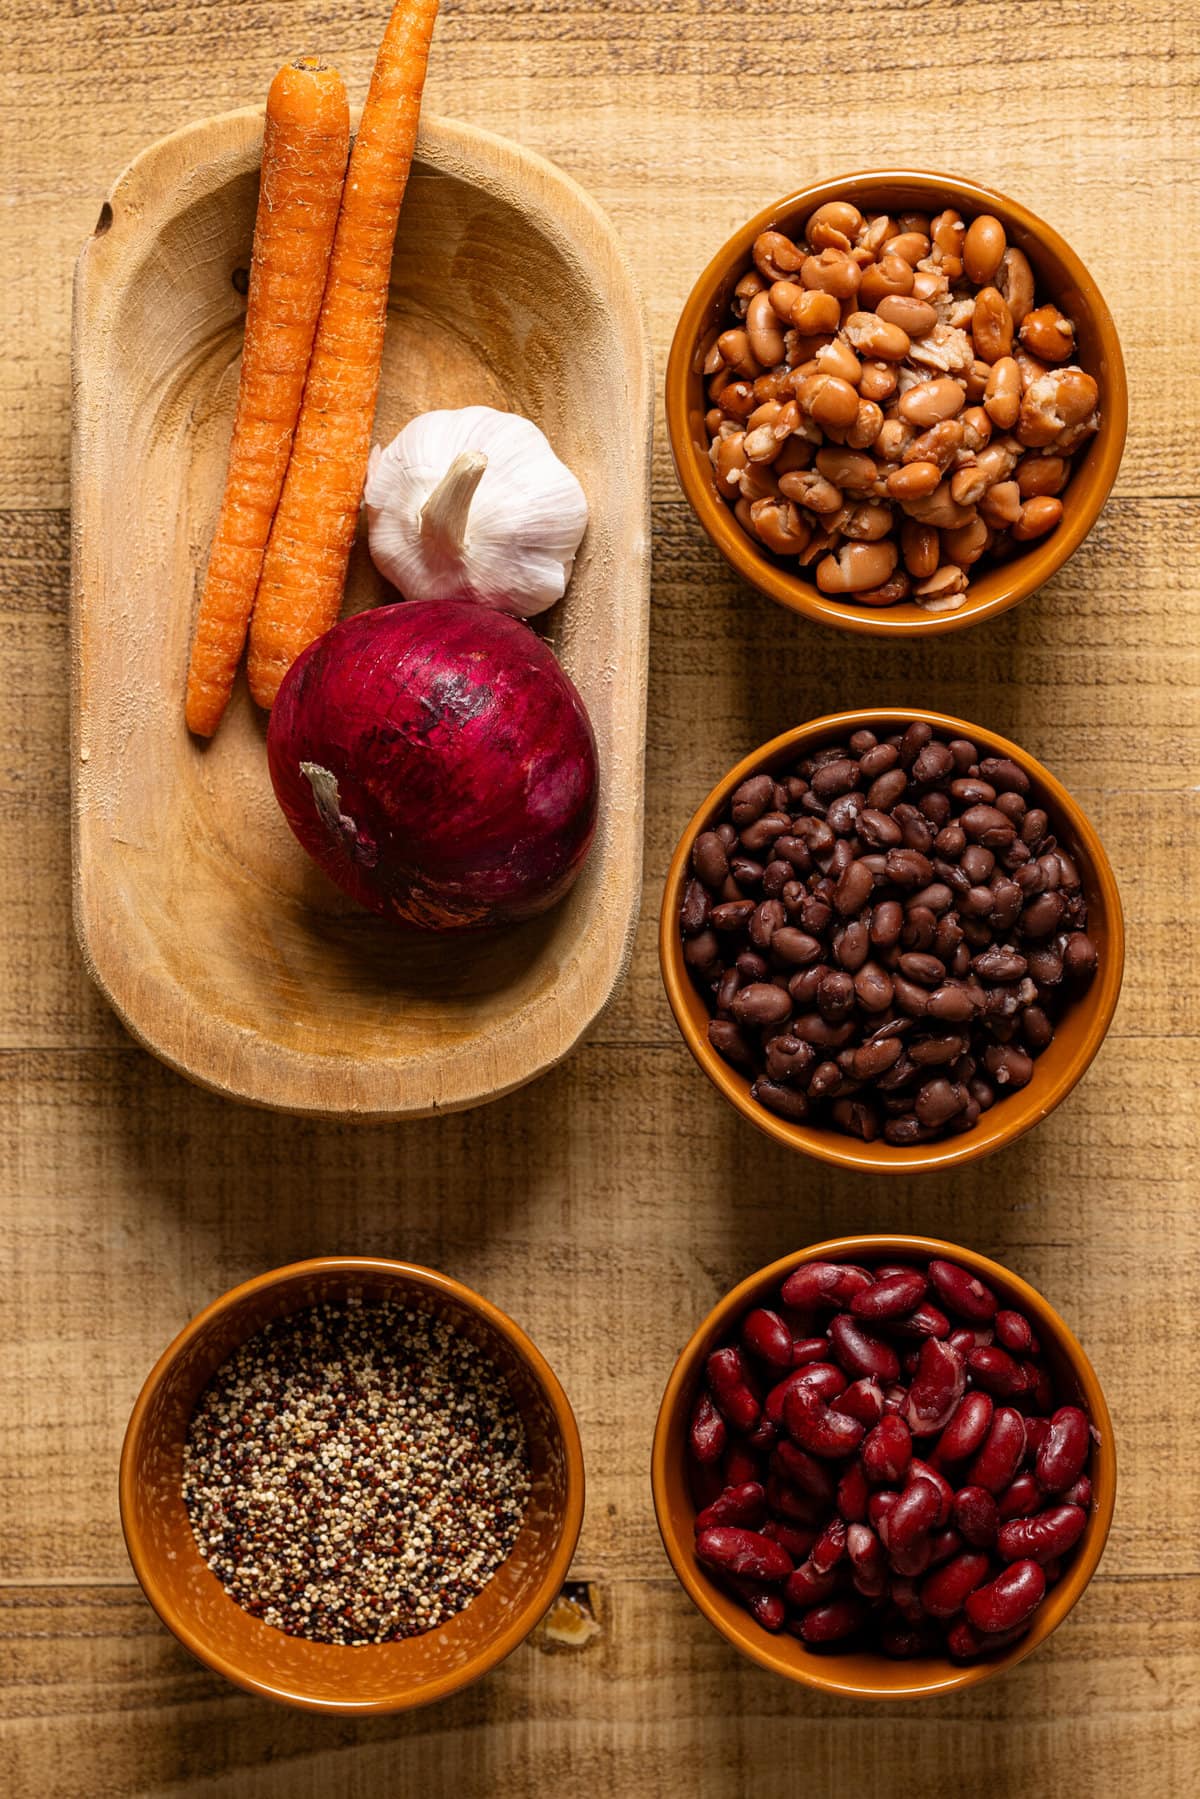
[660,710,1123,1172]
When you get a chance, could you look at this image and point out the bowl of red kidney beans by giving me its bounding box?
[651,1236,1115,1698]
[660,709,1124,1173]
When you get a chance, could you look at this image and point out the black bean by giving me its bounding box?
[730,856,765,887]
[1063,931,1099,981]
[753,1078,810,1121]
[868,768,909,810]
[831,1098,880,1140]
[886,848,933,888]
[834,858,875,917]
[735,951,769,982]
[935,824,967,859]
[854,962,894,1013]
[762,858,791,896]
[680,878,710,935]
[709,1018,755,1070]
[766,1035,816,1084]
[693,830,730,888]
[900,721,933,765]
[817,968,857,1022]
[892,976,932,1017]
[983,1043,1034,1088]
[915,1076,970,1126]
[909,1032,966,1066]
[772,927,823,966]
[857,806,904,848]
[711,900,755,932]
[732,983,793,1028]
[811,757,861,800]
[972,946,1028,982]
[961,804,1016,847]
[926,983,976,1023]
[741,811,791,853]
[834,920,871,971]
[853,1036,903,1080]
[979,757,1030,795]
[1022,807,1049,847]
[684,930,721,974]
[870,899,904,949]
[950,777,996,806]
[948,738,978,771]
[730,775,775,826]
[1019,891,1066,938]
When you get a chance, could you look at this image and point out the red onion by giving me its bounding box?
[267,600,599,929]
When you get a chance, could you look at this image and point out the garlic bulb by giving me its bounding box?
[365,406,589,618]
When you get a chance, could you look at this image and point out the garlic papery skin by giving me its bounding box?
[365,406,589,618]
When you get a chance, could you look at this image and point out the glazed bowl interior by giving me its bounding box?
[659,708,1124,1174]
[120,1258,584,1713]
[666,169,1127,636]
[652,1235,1116,1700]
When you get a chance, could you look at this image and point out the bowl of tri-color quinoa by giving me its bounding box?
[120,1258,584,1713]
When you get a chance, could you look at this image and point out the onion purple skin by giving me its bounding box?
[267,600,599,931]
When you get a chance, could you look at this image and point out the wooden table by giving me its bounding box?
[5,2,1198,1792]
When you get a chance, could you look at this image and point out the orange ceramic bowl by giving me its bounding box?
[652,1234,1116,1699]
[660,708,1123,1174]
[665,169,1127,636]
[120,1258,584,1713]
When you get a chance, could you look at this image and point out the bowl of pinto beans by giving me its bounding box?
[665,170,1127,635]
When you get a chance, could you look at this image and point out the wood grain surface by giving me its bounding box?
[4,0,1199,1793]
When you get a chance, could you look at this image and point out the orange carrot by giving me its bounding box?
[185,57,349,738]
[247,0,441,710]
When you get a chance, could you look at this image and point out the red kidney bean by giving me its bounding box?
[792,1335,832,1366]
[927,1526,964,1569]
[766,1363,847,1423]
[868,1489,900,1541]
[1020,1362,1054,1415]
[921,1551,991,1619]
[741,1307,796,1371]
[695,1526,794,1582]
[967,1345,1031,1398]
[889,1475,941,1551]
[781,1262,873,1309]
[832,1377,886,1426]
[952,1485,999,1549]
[706,1347,761,1432]
[909,1458,954,1525]
[689,1457,725,1511]
[1023,1415,1051,1462]
[928,1258,998,1322]
[1062,1473,1092,1509]
[798,1596,868,1644]
[837,1458,871,1523]
[695,1482,768,1531]
[933,1391,994,1465]
[994,1308,1040,1356]
[765,1474,824,1526]
[811,1516,848,1573]
[829,1314,902,1382]
[905,1338,966,1436]
[772,1439,837,1504]
[862,1414,913,1485]
[880,1617,941,1658]
[784,1382,867,1459]
[784,1560,839,1608]
[723,1445,762,1486]
[968,1407,1027,1494]
[890,1536,935,1578]
[850,1268,928,1319]
[730,1579,787,1632]
[762,1519,818,1559]
[1036,1405,1091,1493]
[946,1617,1030,1660]
[998,1503,1086,1565]
[964,1559,1046,1633]
[997,1472,1042,1521]
[846,1522,886,1583]
[948,1325,993,1357]
[885,1301,951,1341]
[689,1391,728,1464]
